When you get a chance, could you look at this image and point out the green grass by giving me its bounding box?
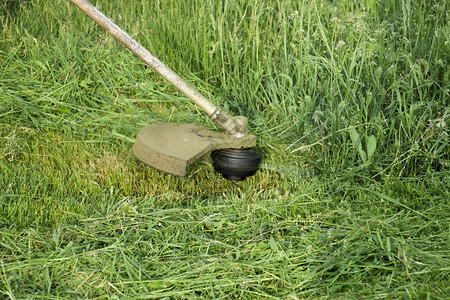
[1,0,449,298]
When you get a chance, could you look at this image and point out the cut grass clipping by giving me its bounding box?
[1,0,449,298]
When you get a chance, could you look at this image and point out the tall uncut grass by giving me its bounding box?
[1,0,449,298]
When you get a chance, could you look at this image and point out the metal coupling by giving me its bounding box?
[210,108,248,138]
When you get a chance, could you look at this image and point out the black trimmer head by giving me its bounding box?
[212,148,261,181]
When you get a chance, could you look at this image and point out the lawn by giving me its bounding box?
[1,0,449,298]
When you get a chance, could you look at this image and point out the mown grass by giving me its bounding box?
[1,0,449,298]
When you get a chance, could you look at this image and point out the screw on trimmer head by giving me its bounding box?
[70,0,262,180]
[212,148,261,181]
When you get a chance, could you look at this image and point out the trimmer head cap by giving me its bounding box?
[212,148,261,181]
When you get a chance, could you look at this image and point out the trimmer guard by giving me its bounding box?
[132,123,257,177]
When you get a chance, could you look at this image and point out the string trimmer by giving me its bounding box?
[69,0,261,181]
